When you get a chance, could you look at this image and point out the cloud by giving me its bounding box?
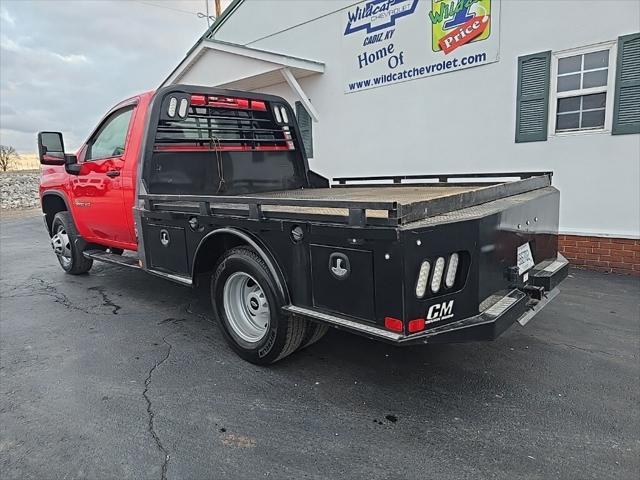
[1,35,89,65]
[52,53,89,64]
[0,7,15,25]
[0,0,211,153]
[0,35,20,52]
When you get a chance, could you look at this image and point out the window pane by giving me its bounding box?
[582,93,606,110]
[583,69,608,88]
[558,96,581,113]
[581,109,605,129]
[584,50,609,70]
[558,55,582,74]
[88,108,133,160]
[557,74,581,92]
[556,113,580,130]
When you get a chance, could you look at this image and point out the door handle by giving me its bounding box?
[106,170,120,178]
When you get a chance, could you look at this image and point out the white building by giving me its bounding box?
[162,0,640,269]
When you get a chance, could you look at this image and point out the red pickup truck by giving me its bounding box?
[38,85,568,364]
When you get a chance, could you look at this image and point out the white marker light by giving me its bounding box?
[280,106,289,123]
[415,261,431,298]
[273,106,282,123]
[167,97,177,117]
[431,257,445,293]
[445,253,459,288]
[178,98,188,118]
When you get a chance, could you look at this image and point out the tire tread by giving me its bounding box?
[52,212,93,275]
[298,323,329,351]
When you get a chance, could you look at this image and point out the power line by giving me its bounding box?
[133,1,214,20]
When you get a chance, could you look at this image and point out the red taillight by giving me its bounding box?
[408,318,425,333]
[191,95,267,111]
[384,317,403,332]
[190,94,206,106]
[190,95,266,111]
[208,96,250,109]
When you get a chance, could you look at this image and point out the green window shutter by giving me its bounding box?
[295,101,313,158]
[612,32,640,135]
[515,51,551,143]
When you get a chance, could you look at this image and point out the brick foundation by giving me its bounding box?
[559,234,640,276]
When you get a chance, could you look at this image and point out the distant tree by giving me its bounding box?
[0,145,20,172]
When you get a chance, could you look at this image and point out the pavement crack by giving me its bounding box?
[24,277,94,315]
[1,276,123,316]
[87,286,122,314]
[552,341,633,359]
[522,335,635,359]
[143,336,172,480]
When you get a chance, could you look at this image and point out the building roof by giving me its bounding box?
[161,38,324,89]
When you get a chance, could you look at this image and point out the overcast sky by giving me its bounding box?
[1,0,229,153]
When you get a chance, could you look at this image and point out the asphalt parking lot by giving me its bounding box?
[1,214,638,480]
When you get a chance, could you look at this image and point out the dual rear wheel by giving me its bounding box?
[211,246,328,364]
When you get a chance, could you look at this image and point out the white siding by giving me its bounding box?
[193,0,640,238]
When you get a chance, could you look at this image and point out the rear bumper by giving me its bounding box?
[284,254,569,345]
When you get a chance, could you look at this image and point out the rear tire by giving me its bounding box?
[211,246,306,364]
[51,212,93,275]
[298,323,329,351]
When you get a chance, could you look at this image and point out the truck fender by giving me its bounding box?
[192,227,290,304]
[41,190,71,235]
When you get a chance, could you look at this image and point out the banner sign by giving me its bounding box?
[342,0,501,93]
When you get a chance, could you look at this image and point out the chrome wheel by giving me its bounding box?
[223,272,270,343]
[51,224,72,268]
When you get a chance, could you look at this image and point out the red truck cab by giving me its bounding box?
[40,91,154,252]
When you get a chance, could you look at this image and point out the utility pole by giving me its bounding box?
[215,0,222,17]
[205,0,211,27]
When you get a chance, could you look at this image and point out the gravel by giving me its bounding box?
[0,170,40,210]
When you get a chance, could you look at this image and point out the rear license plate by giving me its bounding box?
[517,242,535,274]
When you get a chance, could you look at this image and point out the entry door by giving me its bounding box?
[71,106,135,245]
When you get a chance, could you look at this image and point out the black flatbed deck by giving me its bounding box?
[141,172,552,227]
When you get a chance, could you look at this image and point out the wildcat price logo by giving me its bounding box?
[344,0,419,35]
[429,0,492,54]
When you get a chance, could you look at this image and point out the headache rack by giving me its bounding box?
[139,172,553,227]
[154,94,295,153]
[141,86,309,198]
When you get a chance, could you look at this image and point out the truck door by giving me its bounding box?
[71,104,136,245]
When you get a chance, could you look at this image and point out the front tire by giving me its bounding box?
[211,246,306,364]
[50,212,93,275]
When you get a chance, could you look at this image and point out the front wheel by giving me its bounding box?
[211,246,306,364]
[50,212,93,275]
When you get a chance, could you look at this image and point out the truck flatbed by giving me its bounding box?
[142,172,552,227]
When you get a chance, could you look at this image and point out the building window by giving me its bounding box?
[550,42,617,134]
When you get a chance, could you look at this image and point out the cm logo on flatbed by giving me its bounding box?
[426,300,454,323]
